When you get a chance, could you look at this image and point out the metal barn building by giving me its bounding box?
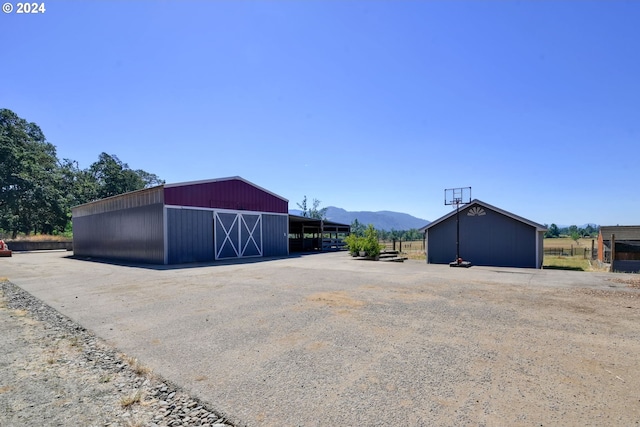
[420,199,546,269]
[72,177,289,264]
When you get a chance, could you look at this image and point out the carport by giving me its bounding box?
[288,214,350,252]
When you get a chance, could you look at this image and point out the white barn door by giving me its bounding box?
[214,212,262,260]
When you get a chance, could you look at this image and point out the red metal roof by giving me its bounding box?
[163,176,288,214]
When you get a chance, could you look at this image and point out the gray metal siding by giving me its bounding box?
[612,260,640,273]
[73,203,164,263]
[537,231,545,269]
[73,186,164,217]
[166,208,214,264]
[427,206,537,268]
[262,214,288,257]
[426,217,458,264]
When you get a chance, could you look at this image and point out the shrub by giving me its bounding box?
[345,224,383,258]
[362,224,383,258]
[344,233,363,256]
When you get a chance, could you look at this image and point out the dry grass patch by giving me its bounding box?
[120,390,143,408]
[544,237,595,249]
[608,276,640,289]
[124,356,152,377]
[7,234,71,242]
[12,309,29,317]
[306,291,365,309]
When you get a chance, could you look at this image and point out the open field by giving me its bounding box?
[2,251,640,426]
[543,237,597,249]
[379,239,425,259]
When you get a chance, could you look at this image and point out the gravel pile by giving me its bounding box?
[0,280,236,427]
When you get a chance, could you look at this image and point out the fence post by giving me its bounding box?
[591,239,595,260]
[610,234,616,272]
[399,239,402,253]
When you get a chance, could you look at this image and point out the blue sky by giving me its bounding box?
[2,1,638,226]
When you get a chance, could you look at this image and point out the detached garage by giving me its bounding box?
[72,177,289,264]
[420,199,546,269]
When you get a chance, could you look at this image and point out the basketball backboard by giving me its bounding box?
[444,187,471,207]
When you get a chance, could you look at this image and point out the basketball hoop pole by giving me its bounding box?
[455,200,460,261]
[444,187,471,267]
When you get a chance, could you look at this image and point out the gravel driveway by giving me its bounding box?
[2,251,640,426]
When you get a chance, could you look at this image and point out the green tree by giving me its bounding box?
[545,223,560,238]
[567,225,580,242]
[0,108,65,237]
[583,224,598,238]
[58,159,98,207]
[0,109,164,238]
[297,195,309,217]
[309,198,327,220]
[350,218,366,237]
[89,153,157,199]
[297,195,327,220]
[402,229,422,240]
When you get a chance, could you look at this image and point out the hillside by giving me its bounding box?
[289,206,430,231]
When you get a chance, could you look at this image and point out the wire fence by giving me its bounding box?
[543,247,596,259]
[379,239,425,258]
[378,240,599,260]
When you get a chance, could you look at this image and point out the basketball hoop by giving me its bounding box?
[444,187,471,208]
[444,187,472,268]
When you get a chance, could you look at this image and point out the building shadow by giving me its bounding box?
[542,265,585,271]
[64,251,334,271]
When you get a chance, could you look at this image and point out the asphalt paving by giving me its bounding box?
[1,251,634,426]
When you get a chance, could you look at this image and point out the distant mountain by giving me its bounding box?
[289,206,430,231]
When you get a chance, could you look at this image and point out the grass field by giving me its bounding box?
[543,237,597,250]
[542,256,592,271]
[543,237,598,271]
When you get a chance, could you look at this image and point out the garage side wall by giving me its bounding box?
[73,203,165,264]
[166,208,214,264]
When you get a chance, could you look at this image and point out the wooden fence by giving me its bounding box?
[544,247,595,259]
[378,240,598,260]
[379,239,425,254]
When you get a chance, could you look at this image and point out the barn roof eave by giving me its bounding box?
[420,199,547,233]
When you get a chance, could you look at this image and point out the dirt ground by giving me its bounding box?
[1,251,640,426]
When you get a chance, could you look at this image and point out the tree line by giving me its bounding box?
[0,108,163,238]
[349,219,422,241]
[544,223,599,240]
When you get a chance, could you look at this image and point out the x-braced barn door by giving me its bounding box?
[214,212,263,260]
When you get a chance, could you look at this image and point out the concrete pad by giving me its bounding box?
[2,251,639,426]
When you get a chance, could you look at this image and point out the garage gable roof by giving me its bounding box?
[419,199,547,233]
